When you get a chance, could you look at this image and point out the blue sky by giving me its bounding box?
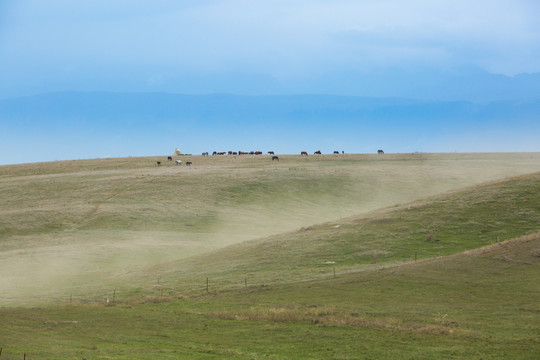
[1,0,540,98]
[1,1,540,164]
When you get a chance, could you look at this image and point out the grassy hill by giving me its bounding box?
[138,170,540,297]
[0,230,538,358]
[1,152,540,302]
[0,153,539,359]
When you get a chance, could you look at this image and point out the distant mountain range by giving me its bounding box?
[1,91,539,165]
[2,91,540,123]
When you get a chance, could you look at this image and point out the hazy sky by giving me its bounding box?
[2,0,540,98]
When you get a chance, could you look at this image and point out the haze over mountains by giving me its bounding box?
[3,67,540,103]
[1,90,540,165]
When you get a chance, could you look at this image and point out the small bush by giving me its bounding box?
[426,231,437,242]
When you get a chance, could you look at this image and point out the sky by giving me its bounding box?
[1,0,540,164]
[1,0,540,98]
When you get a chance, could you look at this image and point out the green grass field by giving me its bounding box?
[0,153,539,359]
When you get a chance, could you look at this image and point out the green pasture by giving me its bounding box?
[1,153,540,301]
[0,153,539,359]
[0,234,538,359]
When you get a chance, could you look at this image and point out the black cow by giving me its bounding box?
[272,156,279,161]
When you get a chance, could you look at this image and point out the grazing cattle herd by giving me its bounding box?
[159,150,384,167]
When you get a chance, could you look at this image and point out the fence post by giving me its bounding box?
[415,252,417,262]
[245,278,247,288]
[333,266,336,278]
[206,277,209,292]
[113,289,116,304]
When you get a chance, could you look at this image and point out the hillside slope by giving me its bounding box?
[0,153,539,304]
[143,171,540,295]
[0,233,537,359]
[0,163,538,359]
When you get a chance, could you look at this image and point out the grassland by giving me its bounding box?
[0,153,539,359]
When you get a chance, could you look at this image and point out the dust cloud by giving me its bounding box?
[1,153,540,304]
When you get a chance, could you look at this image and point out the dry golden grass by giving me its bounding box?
[206,305,461,336]
[464,231,540,263]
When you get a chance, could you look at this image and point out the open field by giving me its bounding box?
[0,232,539,359]
[1,152,540,302]
[139,170,540,297]
[0,152,539,359]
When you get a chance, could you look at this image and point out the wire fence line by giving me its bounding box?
[1,258,419,306]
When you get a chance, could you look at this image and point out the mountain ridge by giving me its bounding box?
[2,91,540,121]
